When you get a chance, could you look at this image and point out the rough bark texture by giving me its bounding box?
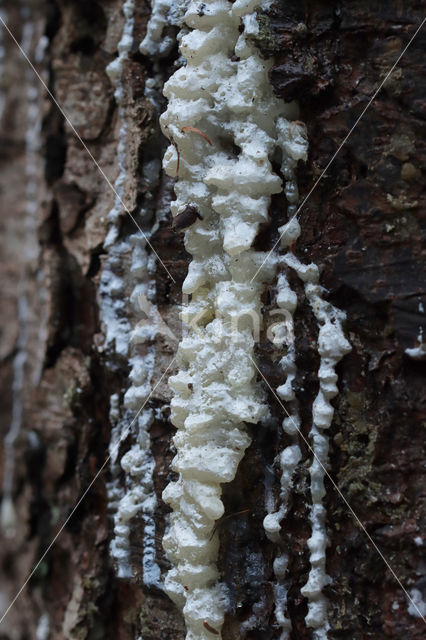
[0,1,424,639]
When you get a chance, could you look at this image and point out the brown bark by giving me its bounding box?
[0,1,424,639]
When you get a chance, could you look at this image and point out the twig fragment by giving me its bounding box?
[181,126,213,145]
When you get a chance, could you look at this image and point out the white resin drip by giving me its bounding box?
[273,554,291,638]
[105,0,135,237]
[405,324,425,360]
[405,301,425,359]
[104,0,163,585]
[262,130,307,637]
[29,33,49,389]
[0,294,29,533]
[160,0,305,636]
[35,613,50,640]
[276,220,351,636]
[106,394,125,517]
[407,588,426,619]
[102,0,135,576]
[99,237,132,358]
[1,17,45,535]
[263,269,301,637]
[100,0,134,359]
[302,265,350,637]
[111,232,162,586]
[130,244,163,589]
[140,0,175,57]
[242,98,350,634]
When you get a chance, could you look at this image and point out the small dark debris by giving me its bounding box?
[171,205,202,232]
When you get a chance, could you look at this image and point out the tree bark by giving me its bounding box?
[0,1,424,639]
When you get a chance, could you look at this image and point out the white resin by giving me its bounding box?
[105,0,135,234]
[111,229,162,585]
[150,0,351,636]
[35,613,50,640]
[100,0,134,356]
[160,0,309,637]
[140,0,175,57]
[256,123,308,636]
[407,588,426,618]
[405,325,425,360]
[276,248,351,637]
[1,16,45,535]
[259,65,350,637]
[103,1,162,586]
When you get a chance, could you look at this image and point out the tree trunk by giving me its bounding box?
[0,1,424,639]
